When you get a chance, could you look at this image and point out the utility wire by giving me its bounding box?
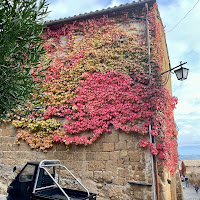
[166,0,200,33]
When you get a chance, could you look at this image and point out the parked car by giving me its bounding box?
[7,160,96,200]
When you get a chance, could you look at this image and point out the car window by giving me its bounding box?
[19,164,35,182]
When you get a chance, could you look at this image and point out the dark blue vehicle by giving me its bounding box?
[7,160,96,200]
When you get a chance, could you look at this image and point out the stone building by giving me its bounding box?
[180,160,200,189]
[182,160,200,175]
[0,0,183,199]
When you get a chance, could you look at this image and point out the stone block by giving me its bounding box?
[81,179,97,194]
[119,132,133,141]
[0,123,7,129]
[88,161,105,171]
[53,151,73,160]
[97,197,110,200]
[134,191,143,200]
[118,168,130,178]
[55,144,67,151]
[120,150,128,158]
[125,187,134,196]
[7,137,16,144]
[62,160,72,170]
[45,151,56,160]
[110,151,120,160]
[68,144,77,152]
[95,134,106,143]
[1,137,9,144]
[98,188,109,198]
[3,152,18,159]
[71,161,84,171]
[108,186,123,198]
[73,144,87,153]
[86,153,94,161]
[114,140,127,151]
[102,171,113,183]
[129,151,140,162]
[132,165,136,170]
[23,151,36,160]
[84,145,92,152]
[81,171,93,179]
[91,143,103,152]
[6,143,12,151]
[126,140,139,151]
[0,144,8,151]
[93,152,110,161]
[10,144,20,151]
[136,163,146,171]
[2,158,17,166]
[9,127,16,137]
[94,171,103,181]
[133,171,145,181]
[105,160,117,171]
[147,195,153,200]
[18,142,32,151]
[104,130,119,143]
[1,129,10,136]
[117,159,125,168]
[102,143,114,152]
[19,159,30,166]
[35,151,46,161]
[73,152,86,161]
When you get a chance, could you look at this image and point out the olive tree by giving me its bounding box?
[0,0,49,118]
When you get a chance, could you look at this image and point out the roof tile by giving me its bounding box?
[45,0,156,27]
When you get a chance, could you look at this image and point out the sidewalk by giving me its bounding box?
[0,194,6,200]
[183,183,200,200]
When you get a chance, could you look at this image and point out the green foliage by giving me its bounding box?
[0,0,49,118]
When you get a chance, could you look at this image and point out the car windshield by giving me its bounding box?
[19,164,35,182]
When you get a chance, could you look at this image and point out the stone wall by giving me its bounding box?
[176,173,184,200]
[186,166,200,174]
[0,122,155,200]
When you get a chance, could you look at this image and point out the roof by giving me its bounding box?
[45,0,156,27]
[27,161,40,165]
[182,160,200,167]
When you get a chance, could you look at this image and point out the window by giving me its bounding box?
[19,164,35,182]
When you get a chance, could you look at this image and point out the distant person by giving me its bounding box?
[181,175,184,182]
[194,184,199,193]
[185,175,189,187]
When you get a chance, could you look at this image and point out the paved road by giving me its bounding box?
[0,194,6,200]
[183,184,200,200]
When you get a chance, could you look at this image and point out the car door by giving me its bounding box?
[9,164,36,200]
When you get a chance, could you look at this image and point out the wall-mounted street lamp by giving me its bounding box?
[161,62,189,81]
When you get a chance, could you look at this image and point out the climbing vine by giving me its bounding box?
[145,4,178,173]
[11,4,178,173]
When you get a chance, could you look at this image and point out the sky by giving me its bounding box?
[46,0,200,154]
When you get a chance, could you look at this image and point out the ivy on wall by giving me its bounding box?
[11,4,178,173]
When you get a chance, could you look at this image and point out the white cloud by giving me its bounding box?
[47,0,135,20]
[107,0,132,7]
[173,73,200,116]
[158,0,200,147]
[158,0,200,62]
[47,0,104,20]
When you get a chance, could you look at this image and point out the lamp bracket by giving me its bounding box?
[161,62,187,76]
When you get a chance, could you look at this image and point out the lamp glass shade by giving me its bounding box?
[174,67,189,81]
